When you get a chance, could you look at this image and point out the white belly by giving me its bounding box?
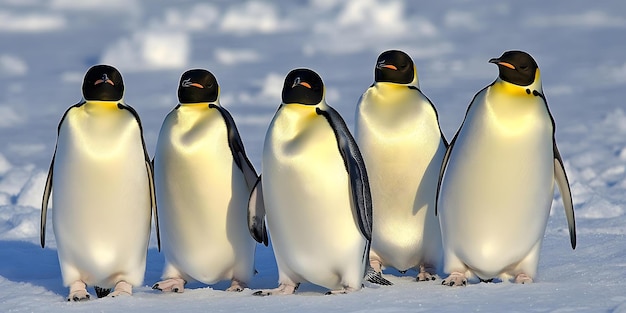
[439,89,554,278]
[154,106,255,283]
[52,104,151,287]
[263,105,367,289]
[356,85,445,270]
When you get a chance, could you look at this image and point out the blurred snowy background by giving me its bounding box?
[0,0,625,312]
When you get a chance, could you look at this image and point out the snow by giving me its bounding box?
[0,0,625,311]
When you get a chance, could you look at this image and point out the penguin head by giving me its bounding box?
[374,50,416,85]
[178,69,219,103]
[82,65,124,101]
[489,51,539,86]
[281,68,324,105]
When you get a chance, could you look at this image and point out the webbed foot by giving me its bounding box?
[67,281,91,302]
[252,283,299,296]
[152,278,186,293]
[325,286,359,295]
[442,272,467,287]
[515,273,533,284]
[416,265,437,282]
[226,279,247,292]
[109,281,132,297]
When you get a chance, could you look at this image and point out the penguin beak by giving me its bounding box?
[376,61,397,70]
[489,58,515,70]
[94,79,115,86]
[94,74,115,86]
[292,77,311,89]
[181,78,205,88]
[298,82,312,89]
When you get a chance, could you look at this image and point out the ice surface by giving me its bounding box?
[0,0,624,312]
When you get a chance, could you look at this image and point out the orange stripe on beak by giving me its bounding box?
[94,79,115,86]
[190,83,204,88]
[382,64,398,70]
[498,62,516,70]
[299,82,312,89]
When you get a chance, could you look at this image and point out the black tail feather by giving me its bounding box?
[94,286,111,298]
[364,266,393,286]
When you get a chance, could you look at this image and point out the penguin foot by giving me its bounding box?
[442,272,467,287]
[325,286,359,295]
[364,266,393,286]
[68,290,91,302]
[416,265,437,282]
[514,273,533,284]
[94,286,111,298]
[226,279,247,292]
[68,281,91,302]
[252,283,299,296]
[109,281,132,297]
[416,272,437,282]
[152,278,186,293]
[369,259,383,273]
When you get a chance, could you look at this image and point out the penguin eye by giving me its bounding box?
[519,65,529,70]
[292,77,301,88]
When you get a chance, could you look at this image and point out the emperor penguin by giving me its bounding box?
[151,69,258,293]
[436,51,577,286]
[355,50,447,281]
[41,65,157,301]
[248,68,376,295]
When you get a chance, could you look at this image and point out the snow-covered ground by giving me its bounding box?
[0,0,624,311]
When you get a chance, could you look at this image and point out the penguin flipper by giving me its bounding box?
[40,155,54,248]
[248,176,268,246]
[413,86,450,148]
[553,142,576,249]
[435,135,456,216]
[210,104,258,190]
[238,150,258,191]
[316,107,372,241]
[41,102,84,248]
[118,102,161,250]
[146,160,161,251]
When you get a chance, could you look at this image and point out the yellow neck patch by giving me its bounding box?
[491,68,541,98]
[491,80,532,97]
[180,102,210,108]
[84,100,120,111]
[282,103,320,122]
